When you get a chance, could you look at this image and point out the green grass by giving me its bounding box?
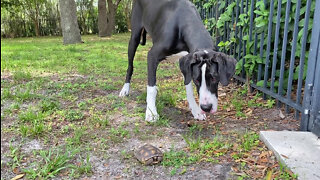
[66,127,87,146]
[23,148,78,179]
[7,142,24,170]
[1,34,179,179]
[1,34,139,76]
[65,109,84,121]
[162,148,199,175]
[1,34,290,179]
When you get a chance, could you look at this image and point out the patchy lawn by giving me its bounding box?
[1,34,299,179]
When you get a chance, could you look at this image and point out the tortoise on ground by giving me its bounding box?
[134,144,163,165]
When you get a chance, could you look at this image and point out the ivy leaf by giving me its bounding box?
[218,1,226,11]
[293,64,307,80]
[254,10,264,16]
[243,35,249,41]
[218,41,225,47]
[236,59,243,75]
[203,3,212,9]
[257,80,264,87]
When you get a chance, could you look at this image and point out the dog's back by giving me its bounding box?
[134,0,201,38]
[133,0,212,52]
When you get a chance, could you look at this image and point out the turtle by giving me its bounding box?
[134,144,163,165]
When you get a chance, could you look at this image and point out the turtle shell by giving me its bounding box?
[134,144,163,165]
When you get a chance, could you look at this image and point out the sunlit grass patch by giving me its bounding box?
[162,148,199,175]
[13,71,32,81]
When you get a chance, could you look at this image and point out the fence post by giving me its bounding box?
[301,0,320,132]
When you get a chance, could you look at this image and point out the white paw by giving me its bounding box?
[191,107,206,120]
[145,108,159,122]
[119,83,130,97]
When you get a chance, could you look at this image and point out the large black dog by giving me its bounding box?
[119,0,237,122]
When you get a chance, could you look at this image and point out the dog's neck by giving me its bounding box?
[183,23,214,53]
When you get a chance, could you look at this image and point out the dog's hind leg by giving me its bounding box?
[119,30,141,97]
[119,3,143,97]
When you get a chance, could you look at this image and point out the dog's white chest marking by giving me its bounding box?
[199,63,218,113]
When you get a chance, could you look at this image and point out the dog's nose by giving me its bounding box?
[200,104,212,112]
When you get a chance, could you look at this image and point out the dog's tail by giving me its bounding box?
[140,28,147,46]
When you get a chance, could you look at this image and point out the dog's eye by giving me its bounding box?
[194,80,200,85]
[211,77,217,83]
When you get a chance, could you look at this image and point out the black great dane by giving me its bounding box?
[119,0,237,122]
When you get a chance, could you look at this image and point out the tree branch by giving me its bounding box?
[115,0,122,8]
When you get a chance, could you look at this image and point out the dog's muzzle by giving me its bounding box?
[200,104,212,112]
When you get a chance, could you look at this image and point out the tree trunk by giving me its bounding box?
[106,0,116,36]
[59,0,82,44]
[98,0,108,37]
[124,0,132,31]
[98,0,121,37]
[56,3,62,36]
[34,19,40,36]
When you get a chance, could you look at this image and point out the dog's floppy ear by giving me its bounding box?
[211,52,237,86]
[179,53,196,85]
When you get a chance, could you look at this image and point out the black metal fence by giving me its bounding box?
[195,0,320,136]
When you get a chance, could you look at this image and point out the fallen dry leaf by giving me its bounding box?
[10,174,24,180]
[285,168,295,176]
[245,108,253,116]
[12,167,20,174]
[231,166,239,172]
[281,154,289,159]
[265,170,273,180]
[233,172,247,176]
[279,110,285,119]
[259,151,269,158]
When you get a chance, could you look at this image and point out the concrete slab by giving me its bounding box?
[260,131,320,180]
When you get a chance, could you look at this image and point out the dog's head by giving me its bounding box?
[179,49,237,114]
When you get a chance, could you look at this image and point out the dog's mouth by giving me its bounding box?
[200,109,216,114]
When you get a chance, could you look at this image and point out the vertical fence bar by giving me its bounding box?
[286,0,302,113]
[249,0,254,42]
[216,2,221,44]
[231,0,235,55]
[263,0,275,99]
[251,0,258,85]
[242,0,249,79]
[239,0,245,78]
[300,0,320,131]
[295,0,312,118]
[270,0,282,93]
[257,33,264,82]
[234,0,240,58]
[209,2,212,19]
[257,0,268,82]
[225,0,230,46]
[277,0,291,107]
[249,0,255,63]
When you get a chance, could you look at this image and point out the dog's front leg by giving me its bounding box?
[186,83,206,120]
[145,86,159,122]
[145,49,160,122]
